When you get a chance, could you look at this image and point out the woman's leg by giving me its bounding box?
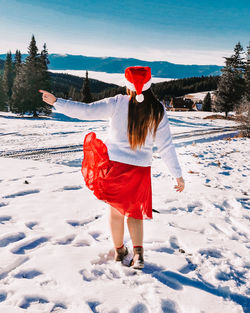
[127,217,143,247]
[127,217,144,268]
[109,205,125,248]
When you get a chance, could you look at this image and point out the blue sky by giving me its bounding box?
[0,0,249,65]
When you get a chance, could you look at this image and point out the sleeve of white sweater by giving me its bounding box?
[52,94,119,120]
[154,108,182,178]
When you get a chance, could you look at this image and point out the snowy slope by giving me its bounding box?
[0,111,249,313]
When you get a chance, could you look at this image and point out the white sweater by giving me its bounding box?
[53,94,182,178]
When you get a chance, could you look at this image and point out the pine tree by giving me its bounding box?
[38,43,52,115]
[2,51,14,110]
[231,42,246,113]
[80,71,92,103]
[0,76,7,111]
[9,50,22,112]
[11,35,52,116]
[11,38,37,115]
[26,35,38,62]
[244,42,250,102]
[231,42,245,70]
[237,42,250,137]
[214,42,245,117]
[214,59,235,117]
[202,92,212,111]
[11,62,28,114]
[13,50,22,73]
[25,35,43,116]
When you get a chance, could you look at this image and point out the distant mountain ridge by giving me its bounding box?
[0,53,222,79]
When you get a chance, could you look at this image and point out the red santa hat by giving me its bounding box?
[124,66,152,102]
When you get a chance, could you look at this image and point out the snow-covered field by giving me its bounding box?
[0,110,249,313]
[49,70,174,86]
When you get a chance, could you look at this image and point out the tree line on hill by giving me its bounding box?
[47,72,219,103]
[0,36,249,119]
[0,35,51,116]
[50,71,119,100]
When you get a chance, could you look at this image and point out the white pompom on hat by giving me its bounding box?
[124,66,152,102]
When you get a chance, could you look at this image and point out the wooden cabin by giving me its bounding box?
[167,97,194,111]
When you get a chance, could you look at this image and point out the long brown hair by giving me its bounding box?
[127,87,164,150]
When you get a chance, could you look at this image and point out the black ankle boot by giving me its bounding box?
[114,245,128,262]
[130,247,144,269]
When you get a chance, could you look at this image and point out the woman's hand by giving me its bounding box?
[174,176,185,192]
[39,90,56,106]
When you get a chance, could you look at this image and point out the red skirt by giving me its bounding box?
[81,132,152,219]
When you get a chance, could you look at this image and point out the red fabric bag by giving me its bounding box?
[81,132,152,219]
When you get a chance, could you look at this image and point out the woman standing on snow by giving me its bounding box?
[39,66,184,269]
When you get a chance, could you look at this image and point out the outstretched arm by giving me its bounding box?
[39,90,118,120]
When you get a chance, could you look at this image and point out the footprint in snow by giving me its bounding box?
[153,246,175,254]
[25,221,39,230]
[66,215,101,228]
[199,248,222,259]
[88,231,102,241]
[0,232,26,247]
[63,185,82,190]
[54,185,83,192]
[150,242,175,254]
[236,198,250,210]
[129,303,149,313]
[50,303,67,312]
[87,301,120,313]
[0,202,8,208]
[73,239,91,247]
[161,299,179,313]
[218,171,231,176]
[79,269,93,282]
[19,296,67,311]
[43,171,63,177]
[222,165,233,170]
[0,256,29,280]
[3,189,40,199]
[79,265,121,282]
[54,235,76,245]
[87,301,101,313]
[0,291,7,302]
[169,236,180,250]
[215,267,247,286]
[153,172,162,178]
[187,202,202,213]
[14,270,42,279]
[0,216,12,224]
[11,237,49,254]
[178,258,197,274]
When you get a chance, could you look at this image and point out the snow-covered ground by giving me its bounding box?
[49,70,174,86]
[184,91,216,103]
[0,110,249,313]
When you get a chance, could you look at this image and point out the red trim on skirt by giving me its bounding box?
[81,132,152,220]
